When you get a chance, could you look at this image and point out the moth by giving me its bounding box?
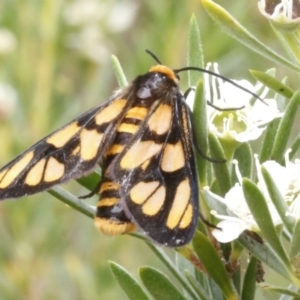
[0,51,259,247]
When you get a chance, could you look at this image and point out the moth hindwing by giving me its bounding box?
[0,64,199,247]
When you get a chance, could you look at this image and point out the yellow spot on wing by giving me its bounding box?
[161,141,185,172]
[0,151,34,188]
[44,157,65,182]
[98,197,119,207]
[179,203,193,229]
[71,146,80,156]
[141,159,150,170]
[25,159,46,186]
[130,181,160,204]
[142,185,166,216]
[80,129,103,160]
[95,99,127,125]
[121,141,162,169]
[95,217,136,235]
[167,178,190,229]
[106,144,124,155]
[47,122,80,148]
[0,170,7,182]
[100,182,119,193]
[125,107,148,120]
[148,104,172,135]
[117,123,139,134]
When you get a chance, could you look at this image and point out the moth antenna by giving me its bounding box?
[145,49,162,65]
[175,66,266,105]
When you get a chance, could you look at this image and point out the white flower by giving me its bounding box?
[106,0,139,33]
[66,25,110,64]
[64,0,138,63]
[258,0,300,26]
[258,0,295,20]
[0,28,17,55]
[0,83,18,119]
[262,150,300,219]
[64,0,105,26]
[210,158,282,243]
[204,63,282,143]
[64,0,138,31]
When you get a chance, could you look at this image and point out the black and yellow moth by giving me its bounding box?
[0,53,260,247]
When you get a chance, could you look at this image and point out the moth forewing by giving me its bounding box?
[0,63,201,247]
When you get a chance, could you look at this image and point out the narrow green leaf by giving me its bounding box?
[271,21,300,65]
[260,283,300,298]
[238,233,291,281]
[261,166,295,234]
[259,118,281,163]
[242,178,292,270]
[232,143,253,181]
[208,278,223,300]
[250,70,294,99]
[139,267,186,300]
[109,261,149,300]
[193,80,208,186]
[241,256,258,300]
[187,14,204,86]
[111,55,127,87]
[232,269,241,296]
[175,252,195,279]
[185,271,212,300]
[146,243,198,300]
[201,0,300,73]
[288,134,300,160]
[290,219,300,259]
[201,187,227,216]
[76,171,101,191]
[48,186,95,219]
[192,231,238,300]
[208,132,230,196]
[271,91,300,162]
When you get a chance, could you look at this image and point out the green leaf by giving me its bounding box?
[259,118,281,163]
[200,0,300,73]
[238,233,291,280]
[139,267,186,300]
[261,166,295,234]
[250,70,294,99]
[192,231,239,300]
[208,132,230,196]
[185,271,212,300]
[146,243,198,300]
[288,134,300,160]
[260,283,300,298]
[111,55,128,87]
[193,80,209,186]
[201,187,227,215]
[187,14,204,86]
[76,171,101,191]
[208,277,223,300]
[290,219,300,259]
[175,252,196,279]
[270,22,300,66]
[242,178,292,270]
[241,256,258,300]
[48,186,95,219]
[271,90,300,162]
[232,143,253,181]
[109,261,149,300]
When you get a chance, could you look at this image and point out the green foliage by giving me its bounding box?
[2,1,300,299]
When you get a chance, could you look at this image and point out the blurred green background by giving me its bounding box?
[0,0,287,299]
